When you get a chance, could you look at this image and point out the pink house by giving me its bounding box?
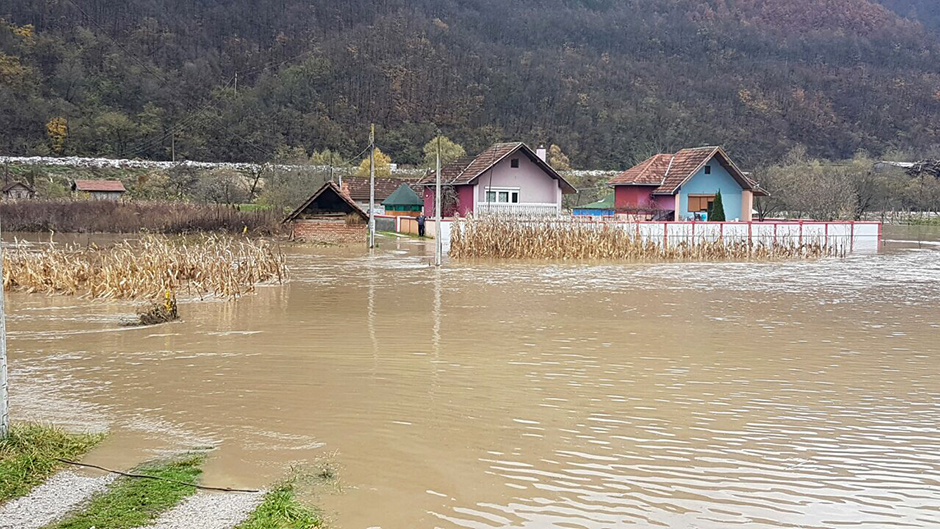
[419,142,576,217]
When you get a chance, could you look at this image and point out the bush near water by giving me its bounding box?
[0,200,284,235]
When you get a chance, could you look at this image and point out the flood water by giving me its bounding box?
[7,226,940,528]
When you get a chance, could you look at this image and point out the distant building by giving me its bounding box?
[2,182,35,200]
[573,194,615,218]
[381,183,424,217]
[609,146,766,221]
[418,142,576,217]
[284,181,368,243]
[71,179,127,200]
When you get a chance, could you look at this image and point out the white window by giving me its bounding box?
[484,187,519,203]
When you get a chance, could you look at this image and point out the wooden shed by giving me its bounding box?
[2,182,35,200]
[284,182,368,243]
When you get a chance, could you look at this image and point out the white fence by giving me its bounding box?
[623,221,881,253]
[475,202,561,216]
[440,220,882,254]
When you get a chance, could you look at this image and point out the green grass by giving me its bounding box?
[907,217,940,226]
[0,423,105,503]
[48,455,204,529]
[236,478,323,529]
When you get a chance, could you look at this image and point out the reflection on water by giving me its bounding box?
[6,229,940,528]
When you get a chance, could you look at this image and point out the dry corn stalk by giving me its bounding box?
[2,235,288,300]
[450,216,847,261]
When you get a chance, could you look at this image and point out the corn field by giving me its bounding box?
[450,216,847,261]
[2,235,288,299]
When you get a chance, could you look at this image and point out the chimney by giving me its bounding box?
[340,181,351,197]
[536,145,547,162]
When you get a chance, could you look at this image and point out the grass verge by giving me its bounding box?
[237,474,327,529]
[0,423,105,503]
[48,454,204,529]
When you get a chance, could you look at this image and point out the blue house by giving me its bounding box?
[609,146,766,221]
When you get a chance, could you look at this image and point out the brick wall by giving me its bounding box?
[291,220,366,244]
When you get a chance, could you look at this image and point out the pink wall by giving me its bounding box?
[474,155,561,204]
[615,186,672,210]
[423,185,476,217]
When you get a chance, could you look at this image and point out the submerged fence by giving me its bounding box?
[623,220,881,253]
[443,218,881,258]
[383,214,881,257]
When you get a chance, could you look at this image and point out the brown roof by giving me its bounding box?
[73,179,126,193]
[284,181,368,222]
[341,176,418,202]
[418,142,576,194]
[609,147,766,196]
[608,154,674,186]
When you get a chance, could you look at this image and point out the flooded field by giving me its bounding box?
[6,226,940,528]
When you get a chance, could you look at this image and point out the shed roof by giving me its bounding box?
[609,147,766,196]
[2,181,35,193]
[284,181,368,222]
[418,142,577,194]
[382,183,423,207]
[72,179,126,192]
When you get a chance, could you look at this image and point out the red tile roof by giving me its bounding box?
[73,179,126,193]
[418,142,576,193]
[341,176,418,202]
[608,154,674,186]
[609,147,765,196]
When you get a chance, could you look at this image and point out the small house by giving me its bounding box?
[573,194,615,217]
[381,183,424,217]
[609,146,765,221]
[284,181,368,242]
[418,142,576,217]
[72,179,127,200]
[2,182,35,200]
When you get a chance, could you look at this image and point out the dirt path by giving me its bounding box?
[142,490,265,529]
[0,470,116,529]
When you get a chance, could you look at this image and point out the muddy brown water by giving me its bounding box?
[6,226,940,528]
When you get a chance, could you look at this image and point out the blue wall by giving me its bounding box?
[573,208,614,217]
[678,157,743,220]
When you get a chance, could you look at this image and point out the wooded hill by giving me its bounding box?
[2,0,939,169]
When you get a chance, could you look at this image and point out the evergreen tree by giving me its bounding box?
[710,190,726,221]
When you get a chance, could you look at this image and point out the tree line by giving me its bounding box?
[1,0,939,172]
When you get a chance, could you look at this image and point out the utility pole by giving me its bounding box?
[435,135,443,266]
[1,218,8,438]
[234,71,238,95]
[368,124,376,249]
[329,151,335,185]
[171,131,175,163]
